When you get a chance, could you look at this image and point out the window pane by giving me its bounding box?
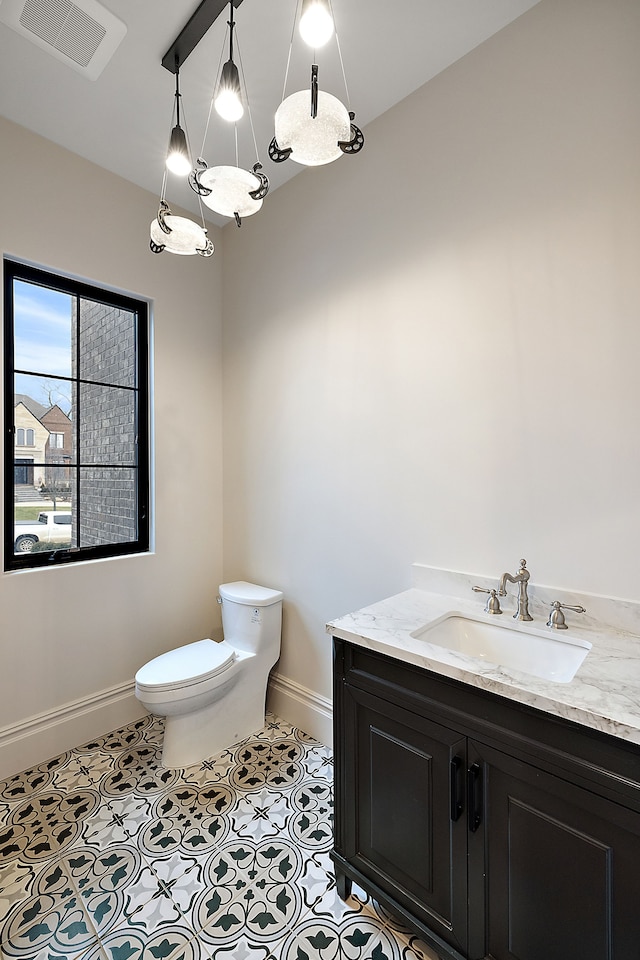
[79,384,137,465]
[5,258,149,569]
[79,298,136,387]
[79,468,137,546]
[42,459,73,508]
[13,374,74,498]
[13,280,72,378]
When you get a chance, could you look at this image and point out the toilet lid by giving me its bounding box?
[135,639,236,693]
[219,581,283,606]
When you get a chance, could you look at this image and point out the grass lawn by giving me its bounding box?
[14,505,70,521]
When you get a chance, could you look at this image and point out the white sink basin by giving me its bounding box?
[410,614,591,683]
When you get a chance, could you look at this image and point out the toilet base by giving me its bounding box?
[159,668,270,768]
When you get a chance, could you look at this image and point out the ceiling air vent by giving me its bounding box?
[0,0,126,79]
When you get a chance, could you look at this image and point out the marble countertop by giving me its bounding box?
[326,567,640,745]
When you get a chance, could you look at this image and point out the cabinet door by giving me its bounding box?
[476,742,640,960]
[342,684,468,956]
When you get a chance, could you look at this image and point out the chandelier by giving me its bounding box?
[149,0,363,258]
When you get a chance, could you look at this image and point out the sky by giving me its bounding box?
[13,279,73,415]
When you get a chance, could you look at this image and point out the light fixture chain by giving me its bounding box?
[234,31,262,164]
[247,92,261,165]
[331,0,351,109]
[199,27,227,157]
[282,0,302,101]
[199,96,215,160]
[179,92,194,170]
[197,188,208,229]
[174,62,182,127]
[228,0,234,61]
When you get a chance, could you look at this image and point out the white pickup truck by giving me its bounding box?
[14,510,72,553]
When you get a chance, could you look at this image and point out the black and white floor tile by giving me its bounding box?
[0,713,439,960]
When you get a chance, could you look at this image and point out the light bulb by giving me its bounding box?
[215,89,244,122]
[166,150,191,176]
[166,125,191,176]
[215,60,244,122]
[299,0,334,48]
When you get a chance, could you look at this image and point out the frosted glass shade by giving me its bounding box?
[150,215,213,256]
[199,166,263,218]
[274,90,350,166]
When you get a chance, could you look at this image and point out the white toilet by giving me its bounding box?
[134,581,283,768]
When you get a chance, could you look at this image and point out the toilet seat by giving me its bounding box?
[135,639,236,694]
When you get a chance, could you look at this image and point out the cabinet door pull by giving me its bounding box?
[467,763,483,833]
[450,756,464,821]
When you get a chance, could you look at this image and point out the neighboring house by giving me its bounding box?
[14,400,49,489]
[41,404,73,491]
[14,396,73,494]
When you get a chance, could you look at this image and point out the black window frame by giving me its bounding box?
[4,258,150,570]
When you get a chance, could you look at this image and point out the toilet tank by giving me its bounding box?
[219,581,283,657]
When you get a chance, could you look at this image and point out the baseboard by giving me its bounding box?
[0,681,146,781]
[0,673,333,782]
[267,672,333,748]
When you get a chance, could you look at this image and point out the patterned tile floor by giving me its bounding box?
[0,713,439,960]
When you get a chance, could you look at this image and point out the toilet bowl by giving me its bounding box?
[135,581,283,768]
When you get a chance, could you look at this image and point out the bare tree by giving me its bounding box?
[39,380,72,417]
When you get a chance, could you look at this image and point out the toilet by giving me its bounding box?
[134,581,283,768]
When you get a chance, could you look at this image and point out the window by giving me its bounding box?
[53,514,72,526]
[4,259,150,569]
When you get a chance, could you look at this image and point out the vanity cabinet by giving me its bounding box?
[332,638,640,960]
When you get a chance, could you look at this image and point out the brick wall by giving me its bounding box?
[72,299,138,546]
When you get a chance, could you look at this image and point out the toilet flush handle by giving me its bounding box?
[217,596,222,604]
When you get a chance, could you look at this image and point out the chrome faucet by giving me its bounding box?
[498,559,533,621]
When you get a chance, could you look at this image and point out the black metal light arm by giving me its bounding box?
[162,0,244,73]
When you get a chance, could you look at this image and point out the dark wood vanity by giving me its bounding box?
[332,637,640,960]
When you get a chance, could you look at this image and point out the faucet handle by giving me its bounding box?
[546,600,586,630]
[472,586,503,615]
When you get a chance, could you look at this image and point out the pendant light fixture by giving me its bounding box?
[166,60,191,176]
[189,1,269,227]
[150,52,213,256]
[269,0,364,168]
[214,8,244,122]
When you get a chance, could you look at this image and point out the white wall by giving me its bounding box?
[0,116,224,776]
[222,0,640,741]
[0,0,638,769]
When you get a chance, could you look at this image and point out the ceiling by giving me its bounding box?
[0,0,541,228]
